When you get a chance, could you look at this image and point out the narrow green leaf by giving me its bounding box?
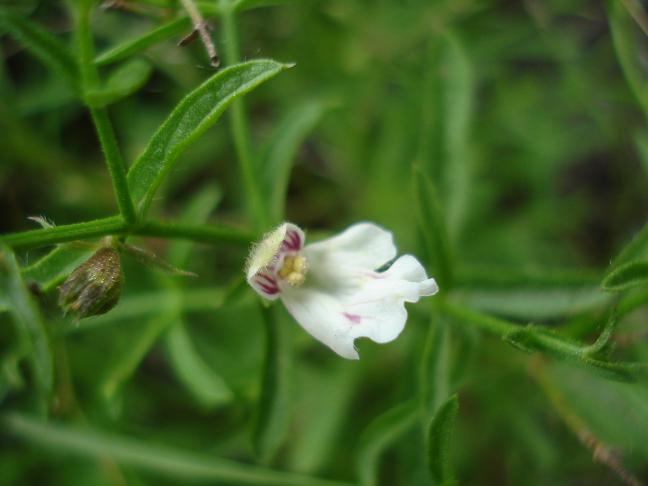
[503,326,645,382]
[22,245,94,293]
[4,413,354,486]
[163,185,233,409]
[441,33,474,241]
[100,305,179,402]
[607,0,648,119]
[0,246,53,409]
[419,317,452,419]
[262,99,331,222]
[253,305,293,464]
[413,166,453,288]
[602,259,648,291]
[167,185,223,267]
[127,59,292,216]
[165,321,233,408]
[0,12,78,86]
[233,0,295,11]
[427,394,459,486]
[356,400,418,486]
[95,17,191,66]
[86,58,153,107]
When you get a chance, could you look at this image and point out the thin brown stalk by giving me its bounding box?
[529,357,644,486]
[179,0,220,67]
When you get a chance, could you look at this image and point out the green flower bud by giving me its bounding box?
[58,247,122,319]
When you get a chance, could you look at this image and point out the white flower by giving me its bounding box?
[245,222,439,359]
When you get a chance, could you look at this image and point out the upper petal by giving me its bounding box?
[304,222,397,273]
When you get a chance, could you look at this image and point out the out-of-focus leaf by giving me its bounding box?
[165,321,233,408]
[253,305,293,464]
[550,362,648,459]
[413,166,453,288]
[163,185,232,409]
[427,394,459,486]
[85,58,153,108]
[356,400,418,486]
[0,245,53,410]
[602,259,648,291]
[0,12,77,86]
[100,303,179,402]
[607,0,648,119]
[419,317,452,418]
[233,0,295,12]
[287,362,358,474]
[127,59,292,216]
[440,33,474,241]
[262,99,330,222]
[95,17,191,66]
[636,129,648,176]
[167,185,222,267]
[22,245,94,293]
[456,287,610,321]
[4,413,354,486]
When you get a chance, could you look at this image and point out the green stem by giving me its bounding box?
[0,217,127,249]
[74,0,137,224]
[133,221,254,245]
[441,300,519,337]
[0,218,254,250]
[89,108,137,223]
[221,5,268,231]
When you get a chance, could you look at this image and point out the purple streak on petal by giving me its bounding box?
[343,312,362,324]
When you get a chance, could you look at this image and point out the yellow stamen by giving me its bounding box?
[278,255,308,286]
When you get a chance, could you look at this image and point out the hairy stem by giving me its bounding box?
[0,217,254,250]
[74,0,137,224]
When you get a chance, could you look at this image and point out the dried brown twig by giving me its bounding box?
[178,0,220,68]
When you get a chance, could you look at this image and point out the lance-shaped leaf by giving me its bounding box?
[356,400,418,486]
[0,245,53,410]
[95,17,191,66]
[607,0,648,120]
[0,12,77,86]
[427,394,459,486]
[127,59,292,216]
[85,58,153,108]
[413,165,453,288]
[253,305,293,464]
[261,98,331,222]
[602,259,648,292]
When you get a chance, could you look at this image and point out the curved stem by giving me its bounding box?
[221,5,268,231]
[74,1,137,224]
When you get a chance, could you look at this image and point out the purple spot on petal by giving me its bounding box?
[343,312,362,324]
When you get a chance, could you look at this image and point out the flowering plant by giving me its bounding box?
[246,222,438,358]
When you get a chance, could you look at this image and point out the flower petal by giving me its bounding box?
[280,254,437,359]
[304,222,397,272]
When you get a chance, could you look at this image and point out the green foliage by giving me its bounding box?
[427,394,459,486]
[2,1,648,485]
[126,59,292,216]
[603,259,648,291]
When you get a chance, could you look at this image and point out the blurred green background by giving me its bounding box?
[1,0,648,484]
